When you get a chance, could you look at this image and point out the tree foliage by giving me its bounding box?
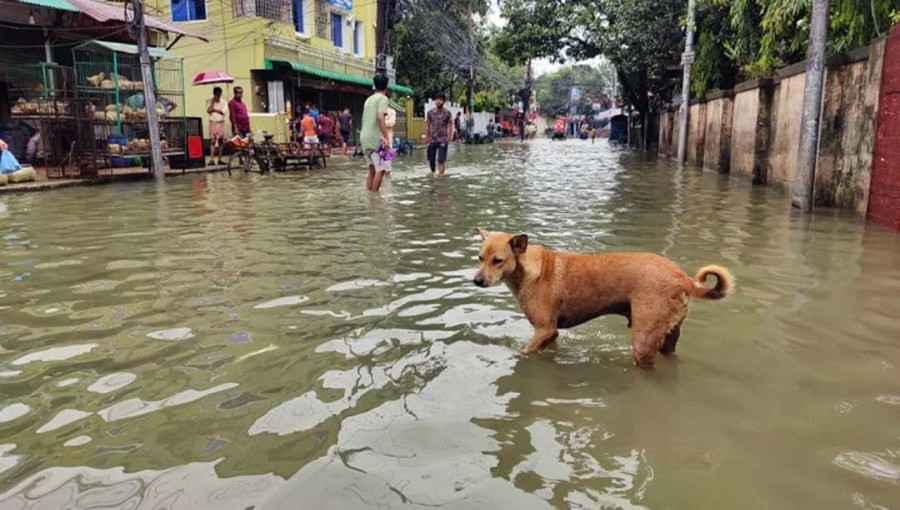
[496,0,686,127]
[534,63,617,117]
[392,0,522,113]
[496,0,900,111]
[692,0,900,95]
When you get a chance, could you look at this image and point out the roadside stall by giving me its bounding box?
[0,0,208,181]
[73,40,187,175]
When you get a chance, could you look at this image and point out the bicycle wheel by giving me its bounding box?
[255,152,270,174]
[226,150,257,175]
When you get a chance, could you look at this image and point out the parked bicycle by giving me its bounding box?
[226,132,278,175]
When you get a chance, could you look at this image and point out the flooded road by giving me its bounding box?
[1,139,899,509]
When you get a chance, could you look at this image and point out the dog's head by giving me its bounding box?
[473,228,528,287]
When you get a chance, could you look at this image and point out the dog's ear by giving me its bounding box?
[476,228,490,240]
[509,234,529,254]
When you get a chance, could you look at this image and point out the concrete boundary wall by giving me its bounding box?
[659,40,886,217]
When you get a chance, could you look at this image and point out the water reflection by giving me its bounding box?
[0,140,899,508]
[0,460,283,508]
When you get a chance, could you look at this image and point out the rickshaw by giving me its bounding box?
[609,114,629,146]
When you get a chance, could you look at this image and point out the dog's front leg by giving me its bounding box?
[522,327,559,354]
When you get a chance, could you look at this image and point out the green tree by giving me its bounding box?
[392,0,522,114]
[495,0,687,147]
[692,0,740,97]
[718,0,899,80]
[535,63,617,117]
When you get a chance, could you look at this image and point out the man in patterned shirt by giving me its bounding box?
[425,93,453,175]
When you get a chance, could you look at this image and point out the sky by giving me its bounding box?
[532,57,606,77]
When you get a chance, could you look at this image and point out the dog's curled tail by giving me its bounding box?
[689,265,734,300]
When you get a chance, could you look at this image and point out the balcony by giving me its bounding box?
[264,36,395,82]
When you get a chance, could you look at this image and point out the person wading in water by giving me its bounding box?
[425,93,453,175]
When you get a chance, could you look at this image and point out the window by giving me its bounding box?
[353,21,366,57]
[292,0,306,34]
[267,81,285,114]
[171,0,206,22]
[331,13,343,48]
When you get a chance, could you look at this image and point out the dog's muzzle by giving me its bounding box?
[473,275,487,287]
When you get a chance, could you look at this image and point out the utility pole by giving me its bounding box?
[676,0,695,166]
[133,0,164,180]
[465,3,474,129]
[521,59,533,119]
[375,0,386,73]
[791,0,829,212]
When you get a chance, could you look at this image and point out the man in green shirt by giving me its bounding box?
[360,73,392,192]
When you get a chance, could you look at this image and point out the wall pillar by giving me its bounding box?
[869,26,900,229]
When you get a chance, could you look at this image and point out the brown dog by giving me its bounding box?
[473,229,734,368]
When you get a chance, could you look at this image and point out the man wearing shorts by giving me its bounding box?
[360,73,392,192]
[300,111,318,144]
[339,108,353,155]
[206,86,227,166]
[425,93,453,175]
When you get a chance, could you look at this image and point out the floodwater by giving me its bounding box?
[1,139,899,510]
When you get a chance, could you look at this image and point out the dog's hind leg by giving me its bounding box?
[660,299,689,355]
[631,296,686,369]
[660,319,683,355]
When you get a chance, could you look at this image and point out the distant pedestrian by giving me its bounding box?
[339,107,353,155]
[307,103,319,122]
[228,86,250,137]
[425,93,453,175]
[318,113,334,146]
[300,110,318,144]
[361,73,392,192]
[454,112,463,142]
[206,86,227,166]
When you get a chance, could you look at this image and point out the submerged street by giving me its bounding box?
[1,140,899,509]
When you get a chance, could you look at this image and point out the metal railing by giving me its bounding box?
[264,36,395,81]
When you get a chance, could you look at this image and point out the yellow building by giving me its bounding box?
[147,0,413,140]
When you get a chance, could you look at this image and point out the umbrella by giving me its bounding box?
[192,71,234,86]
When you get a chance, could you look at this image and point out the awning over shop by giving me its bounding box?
[18,0,78,12]
[75,40,178,59]
[265,58,415,96]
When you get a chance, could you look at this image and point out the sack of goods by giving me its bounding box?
[227,135,249,150]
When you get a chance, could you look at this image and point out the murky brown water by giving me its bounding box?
[1,139,899,509]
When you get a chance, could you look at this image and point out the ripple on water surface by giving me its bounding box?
[1,140,899,509]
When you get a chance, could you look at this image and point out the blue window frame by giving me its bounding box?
[353,21,360,54]
[171,0,206,22]
[331,13,343,48]
[292,0,304,33]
